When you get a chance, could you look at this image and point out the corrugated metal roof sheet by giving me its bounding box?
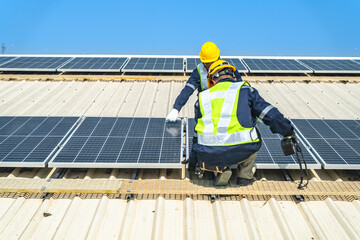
[0,78,359,239]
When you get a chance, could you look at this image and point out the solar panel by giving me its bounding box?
[49,117,184,168]
[185,58,249,73]
[58,57,128,72]
[122,58,184,73]
[292,119,360,169]
[185,118,320,169]
[0,116,79,167]
[242,59,312,73]
[256,122,320,169]
[0,57,72,72]
[298,59,360,73]
[0,57,16,67]
[185,58,201,73]
[186,118,197,160]
[222,58,248,73]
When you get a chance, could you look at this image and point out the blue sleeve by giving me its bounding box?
[234,70,243,82]
[249,87,293,136]
[173,69,200,111]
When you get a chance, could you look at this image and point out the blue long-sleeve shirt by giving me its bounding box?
[173,67,243,111]
[192,78,293,167]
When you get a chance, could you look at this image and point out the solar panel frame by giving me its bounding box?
[48,117,184,168]
[58,57,129,72]
[0,57,73,72]
[0,116,80,167]
[242,58,313,73]
[297,59,360,74]
[0,57,17,67]
[292,119,360,169]
[122,57,184,73]
[185,58,249,73]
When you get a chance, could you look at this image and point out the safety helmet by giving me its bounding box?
[199,42,220,63]
[207,60,236,87]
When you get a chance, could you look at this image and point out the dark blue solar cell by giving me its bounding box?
[291,119,322,138]
[109,118,133,137]
[146,118,165,137]
[307,138,344,164]
[54,137,88,162]
[92,118,117,136]
[117,137,143,163]
[96,137,125,163]
[24,136,62,162]
[0,117,31,136]
[340,120,360,138]
[128,118,149,137]
[74,117,101,136]
[160,137,181,163]
[74,137,107,163]
[138,138,162,163]
[2,137,44,162]
[13,117,47,136]
[49,117,78,136]
[0,137,25,160]
[31,117,63,136]
[0,117,15,128]
[306,119,338,138]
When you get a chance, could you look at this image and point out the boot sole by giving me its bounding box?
[214,171,232,186]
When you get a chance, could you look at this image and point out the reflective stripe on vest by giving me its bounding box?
[196,81,259,146]
[197,63,209,91]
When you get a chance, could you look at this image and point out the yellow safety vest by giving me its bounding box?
[196,81,259,146]
[197,63,209,90]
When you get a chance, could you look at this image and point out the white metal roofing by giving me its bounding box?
[0,77,359,239]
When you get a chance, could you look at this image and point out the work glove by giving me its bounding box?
[166,109,179,122]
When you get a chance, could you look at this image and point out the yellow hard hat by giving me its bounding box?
[207,60,236,87]
[199,42,220,63]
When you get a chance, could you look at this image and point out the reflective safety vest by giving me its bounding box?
[197,63,209,91]
[195,81,259,146]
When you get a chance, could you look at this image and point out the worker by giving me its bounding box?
[166,42,243,121]
[189,60,294,186]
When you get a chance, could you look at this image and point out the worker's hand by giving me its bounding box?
[166,109,179,122]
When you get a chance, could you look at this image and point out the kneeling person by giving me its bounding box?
[191,60,293,186]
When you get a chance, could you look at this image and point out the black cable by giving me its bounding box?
[293,140,309,189]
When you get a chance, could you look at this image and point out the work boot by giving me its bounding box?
[236,177,256,186]
[213,169,232,186]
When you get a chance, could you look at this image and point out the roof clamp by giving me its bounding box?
[210,194,220,203]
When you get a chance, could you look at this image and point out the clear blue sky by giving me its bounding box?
[1,0,359,56]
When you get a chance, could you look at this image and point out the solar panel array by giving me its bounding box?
[122,58,184,72]
[58,57,128,72]
[242,59,312,73]
[49,117,183,168]
[0,57,72,72]
[0,116,79,167]
[292,119,360,169]
[0,57,16,66]
[0,56,360,73]
[185,58,248,73]
[186,119,320,169]
[298,59,360,73]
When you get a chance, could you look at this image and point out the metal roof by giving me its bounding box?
[0,76,359,239]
